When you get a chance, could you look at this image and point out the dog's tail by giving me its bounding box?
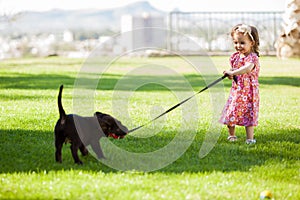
[58,85,66,124]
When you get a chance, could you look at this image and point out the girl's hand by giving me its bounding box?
[223,70,234,80]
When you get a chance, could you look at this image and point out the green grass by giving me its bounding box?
[0,56,299,199]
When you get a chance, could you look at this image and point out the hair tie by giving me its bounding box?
[236,24,254,41]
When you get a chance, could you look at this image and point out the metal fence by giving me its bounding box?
[167,11,284,55]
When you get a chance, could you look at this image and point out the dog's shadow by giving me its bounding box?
[1,127,299,174]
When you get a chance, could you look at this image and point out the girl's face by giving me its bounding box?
[232,32,254,56]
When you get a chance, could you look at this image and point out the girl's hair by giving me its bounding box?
[231,24,260,57]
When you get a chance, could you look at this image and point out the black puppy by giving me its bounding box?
[54,85,128,164]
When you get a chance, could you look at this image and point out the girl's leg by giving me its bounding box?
[245,126,256,144]
[227,125,237,141]
[228,125,236,136]
[245,126,254,139]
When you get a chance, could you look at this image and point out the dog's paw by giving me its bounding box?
[81,150,89,156]
[75,160,83,165]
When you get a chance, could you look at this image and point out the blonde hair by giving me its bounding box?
[231,24,260,57]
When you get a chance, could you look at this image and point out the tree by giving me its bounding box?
[276,0,300,58]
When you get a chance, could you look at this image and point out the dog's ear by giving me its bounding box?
[94,112,114,126]
[101,117,113,127]
[94,112,105,118]
[98,118,113,136]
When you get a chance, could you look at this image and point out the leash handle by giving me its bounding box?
[223,72,238,84]
[128,74,228,133]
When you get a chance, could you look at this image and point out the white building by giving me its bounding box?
[121,13,166,52]
[63,30,74,42]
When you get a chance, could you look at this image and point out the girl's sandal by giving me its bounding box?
[227,135,237,142]
[246,139,256,145]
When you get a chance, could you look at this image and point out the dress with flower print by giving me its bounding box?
[219,52,260,126]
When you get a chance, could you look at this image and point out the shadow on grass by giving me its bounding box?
[259,76,300,87]
[0,128,299,174]
[1,73,299,92]
[0,73,75,90]
[0,73,207,91]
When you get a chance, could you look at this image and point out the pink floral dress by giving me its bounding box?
[220,52,260,127]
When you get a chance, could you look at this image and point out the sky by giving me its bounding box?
[0,0,287,15]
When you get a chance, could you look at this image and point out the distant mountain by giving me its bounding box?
[1,1,165,34]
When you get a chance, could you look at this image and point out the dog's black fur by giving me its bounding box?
[54,85,128,164]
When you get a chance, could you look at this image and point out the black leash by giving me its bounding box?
[128,74,231,133]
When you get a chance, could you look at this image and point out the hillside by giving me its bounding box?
[1,1,165,34]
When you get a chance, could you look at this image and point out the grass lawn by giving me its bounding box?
[0,56,299,199]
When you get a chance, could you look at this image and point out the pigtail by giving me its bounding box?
[250,26,260,57]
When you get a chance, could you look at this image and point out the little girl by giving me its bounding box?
[220,24,260,144]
